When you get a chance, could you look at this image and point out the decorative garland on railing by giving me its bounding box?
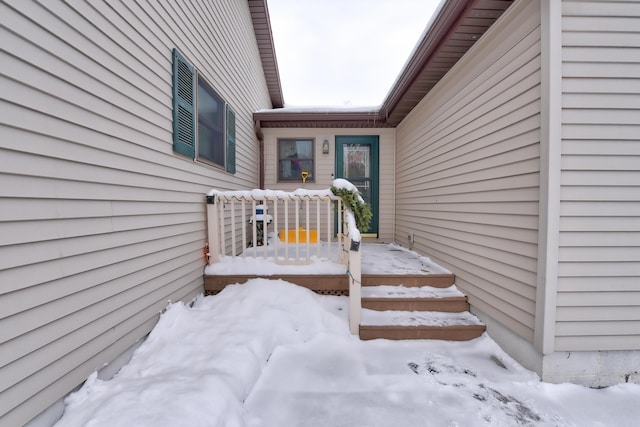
[330,183,372,234]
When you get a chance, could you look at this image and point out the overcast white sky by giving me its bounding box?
[267,0,442,107]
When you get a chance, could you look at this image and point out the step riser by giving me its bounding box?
[362,274,454,288]
[359,325,486,341]
[362,299,469,312]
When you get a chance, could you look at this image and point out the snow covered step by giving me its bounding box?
[361,284,465,298]
[359,309,486,341]
[361,273,454,288]
[361,284,469,312]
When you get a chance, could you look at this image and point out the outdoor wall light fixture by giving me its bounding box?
[322,139,330,154]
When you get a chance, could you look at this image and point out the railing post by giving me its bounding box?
[206,195,220,264]
[348,236,361,335]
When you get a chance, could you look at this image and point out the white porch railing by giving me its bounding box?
[205,188,361,334]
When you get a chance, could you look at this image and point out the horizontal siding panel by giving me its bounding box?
[0,198,202,222]
[401,127,541,181]
[563,78,640,94]
[559,247,640,262]
[561,155,640,170]
[561,186,640,201]
[560,231,640,247]
[561,200,640,216]
[563,62,640,78]
[396,0,542,341]
[397,201,539,216]
[563,46,640,63]
[563,15,640,32]
[556,1,640,351]
[0,274,202,421]
[411,222,538,264]
[563,1,640,17]
[559,216,640,231]
[557,321,640,336]
[0,212,202,246]
[396,21,542,154]
[398,174,539,202]
[558,262,640,277]
[563,93,640,110]
[562,124,640,140]
[399,216,538,244]
[0,174,202,203]
[0,229,203,296]
[556,306,640,322]
[563,31,640,48]
[397,209,540,231]
[562,170,640,185]
[562,109,640,125]
[556,335,640,352]
[1,0,271,422]
[1,150,207,194]
[399,97,541,174]
[0,222,203,270]
[558,276,640,292]
[398,145,540,190]
[1,127,218,186]
[0,243,201,321]
[557,291,640,306]
[0,256,199,379]
[409,237,537,301]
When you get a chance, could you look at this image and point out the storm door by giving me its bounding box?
[335,135,379,236]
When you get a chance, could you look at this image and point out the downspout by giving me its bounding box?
[254,119,265,189]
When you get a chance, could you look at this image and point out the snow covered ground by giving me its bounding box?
[54,278,640,427]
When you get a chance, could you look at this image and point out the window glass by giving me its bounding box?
[197,76,225,166]
[278,139,314,182]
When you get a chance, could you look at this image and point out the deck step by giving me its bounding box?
[361,284,468,312]
[360,285,486,341]
[362,297,469,312]
[358,302,485,341]
[359,324,486,341]
[362,273,454,288]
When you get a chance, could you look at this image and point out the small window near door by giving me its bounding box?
[278,139,314,182]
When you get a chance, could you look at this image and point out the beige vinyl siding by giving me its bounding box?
[0,0,271,424]
[262,128,395,241]
[556,0,640,351]
[395,0,541,341]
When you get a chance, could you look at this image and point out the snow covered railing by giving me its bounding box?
[205,183,363,334]
[205,188,346,264]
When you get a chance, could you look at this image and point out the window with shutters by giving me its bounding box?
[172,48,236,173]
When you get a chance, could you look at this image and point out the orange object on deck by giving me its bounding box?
[279,227,318,243]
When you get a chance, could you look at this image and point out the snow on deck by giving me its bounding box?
[361,309,483,327]
[205,242,450,276]
[361,243,450,275]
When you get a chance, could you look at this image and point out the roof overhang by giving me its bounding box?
[253,108,390,129]
[249,0,284,108]
[253,0,513,129]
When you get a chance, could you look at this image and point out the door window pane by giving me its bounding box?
[343,145,370,179]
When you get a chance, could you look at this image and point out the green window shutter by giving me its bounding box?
[172,48,195,158]
[226,104,236,174]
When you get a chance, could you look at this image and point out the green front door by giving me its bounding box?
[335,135,379,237]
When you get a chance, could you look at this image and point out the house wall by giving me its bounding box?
[0,0,271,425]
[395,0,542,342]
[262,128,396,242]
[556,1,640,352]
